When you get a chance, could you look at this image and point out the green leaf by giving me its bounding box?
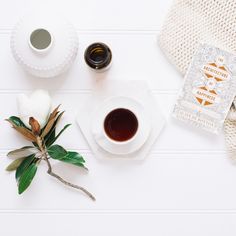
[46,124,71,147]
[15,154,35,180]
[45,129,55,147]
[6,157,26,171]
[64,152,87,169]
[7,146,38,159]
[7,116,28,128]
[66,152,85,163]
[48,145,87,169]
[47,145,67,159]
[18,163,38,194]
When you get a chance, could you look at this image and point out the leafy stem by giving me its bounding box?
[45,158,96,201]
[36,136,96,201]
[6,105,95,201]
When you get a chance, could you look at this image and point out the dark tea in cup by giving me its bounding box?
[104,108,138,142]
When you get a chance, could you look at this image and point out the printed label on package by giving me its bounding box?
[173,44,236,134]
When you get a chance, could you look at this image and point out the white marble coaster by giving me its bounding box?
[76,80,165,160]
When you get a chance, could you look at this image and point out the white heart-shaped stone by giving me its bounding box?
[17,90,52,128]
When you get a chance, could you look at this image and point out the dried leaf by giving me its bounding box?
[48,105,61,122]
[53,111,64,125]
[41,111,64,138]
[6,157,26,171]
[13,127,36,142]
[29,117,41,136]
[6,117,36,142]
[5,116,28,129]
[41,117,56,138]
[37,106,61,138]
[7,147,38,159]
[6,119,20,129]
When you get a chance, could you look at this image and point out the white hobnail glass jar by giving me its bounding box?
[11,11,78,78]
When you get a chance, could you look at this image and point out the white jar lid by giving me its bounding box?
[11,11,78,78]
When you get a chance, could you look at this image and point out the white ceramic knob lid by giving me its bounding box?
[11,11,78,78]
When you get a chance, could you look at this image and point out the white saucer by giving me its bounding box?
[91,96,151,155]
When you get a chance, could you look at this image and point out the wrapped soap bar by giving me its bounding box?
[173,44,236,134]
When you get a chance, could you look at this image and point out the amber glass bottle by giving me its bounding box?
[84,42,112,71]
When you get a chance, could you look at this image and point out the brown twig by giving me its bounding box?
[45,158,96,201]
[36,137,96,201]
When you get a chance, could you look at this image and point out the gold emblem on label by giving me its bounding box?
[194,56,229,106]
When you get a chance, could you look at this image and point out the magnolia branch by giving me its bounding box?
[45,157,96,201]
[36,137,96,201]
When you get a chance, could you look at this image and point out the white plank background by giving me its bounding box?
[1,0,236,235]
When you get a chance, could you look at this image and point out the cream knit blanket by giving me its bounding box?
[159,0,236,158]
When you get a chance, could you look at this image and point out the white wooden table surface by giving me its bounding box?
[1,0,236,235]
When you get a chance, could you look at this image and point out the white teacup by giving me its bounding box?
[91,96,151,155]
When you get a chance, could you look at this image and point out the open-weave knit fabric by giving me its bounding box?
[159,0,236,74]
[159,0,236,158]
[225,103,236,160]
